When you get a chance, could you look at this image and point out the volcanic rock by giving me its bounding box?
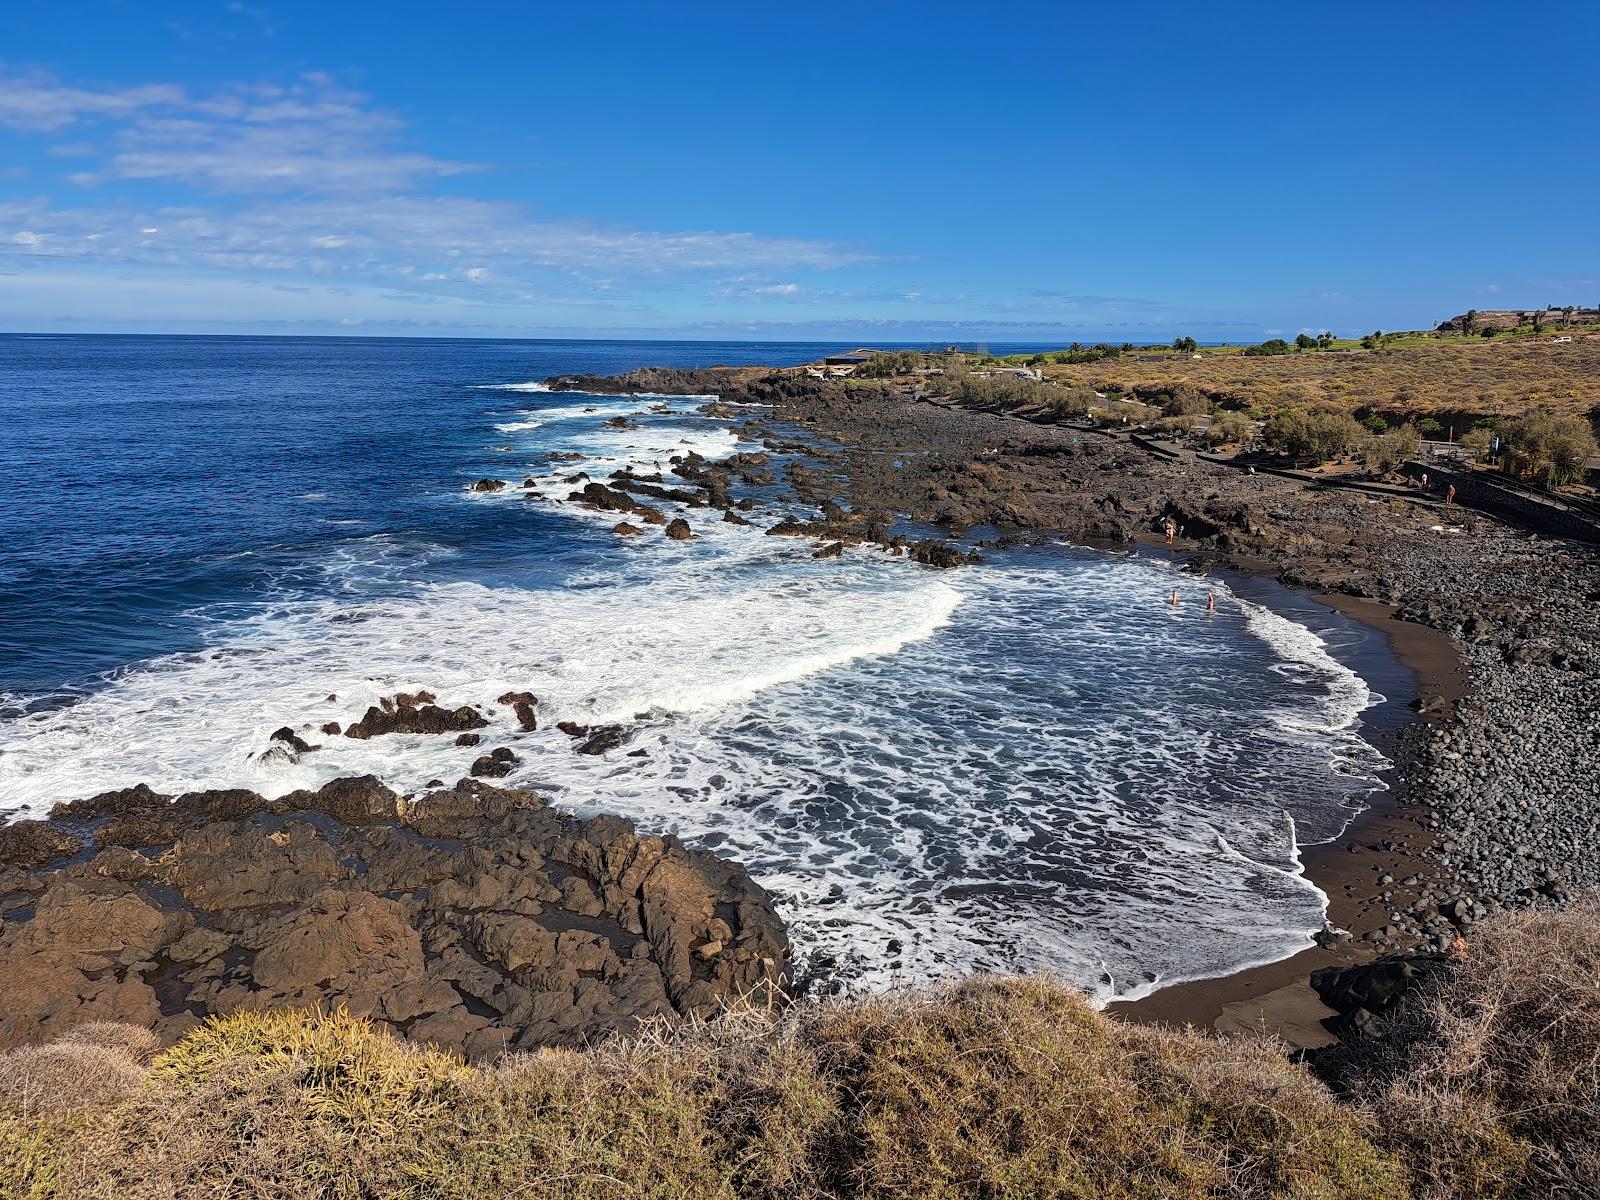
[577,726,629,755]
[470,748,519,778]
[343,694,488,740]
[0,778,787,1058]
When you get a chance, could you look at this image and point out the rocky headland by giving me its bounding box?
[0,775,787,1059]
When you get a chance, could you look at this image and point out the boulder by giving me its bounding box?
[664,518,693,541]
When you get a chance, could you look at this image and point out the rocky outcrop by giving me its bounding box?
[0,777,788,1059]
[343,694,488,740]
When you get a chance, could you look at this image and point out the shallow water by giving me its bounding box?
[0,334,1394,1000]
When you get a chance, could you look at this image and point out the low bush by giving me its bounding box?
[1160,385,1210,417]
[1359,425,1421,475]
[1263,408,1366,464]
[1499,409,1598,487]
[1205,412,1256,446]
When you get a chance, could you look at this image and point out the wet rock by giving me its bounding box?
[577,726,629,755]
[909,540,979,569]
[470,479,507,493]
[556,721,589,738]
[664,518,694,541]
[0,777,787,1057]
[455,732,481,747]
[344,694,488,740]
[497,691,539,732]
[0,821,81,868]
[812,541,844,559]
[470,748,520,778]
[269,726,318,755]
[613,521,643,536]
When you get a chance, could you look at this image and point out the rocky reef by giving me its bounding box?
[0,777,788,1059]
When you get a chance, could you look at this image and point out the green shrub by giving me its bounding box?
[1263,408,1366,463]
[1500,409,1598,486]
[1160,385,1210,417]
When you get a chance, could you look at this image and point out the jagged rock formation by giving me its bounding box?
[0,777,788,1060]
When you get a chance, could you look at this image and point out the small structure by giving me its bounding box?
[823,350,878,367]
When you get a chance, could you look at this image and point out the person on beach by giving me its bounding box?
[1163,517,1177,544]
[1420,471,1429,491]
[1446,483,1456,506]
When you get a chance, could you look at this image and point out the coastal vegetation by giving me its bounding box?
[3,898,1596,1199]
[1039,332,1600,422]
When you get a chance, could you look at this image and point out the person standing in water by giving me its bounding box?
[1207,592,1216,612]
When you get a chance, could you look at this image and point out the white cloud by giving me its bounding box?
[0,71,184,132]
[0,67,877,309]
[0,194,870,294]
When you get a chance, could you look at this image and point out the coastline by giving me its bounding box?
[6,355,1595,1066]
[682,365,1591,1046]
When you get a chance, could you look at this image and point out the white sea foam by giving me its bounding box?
[0,391,1393,1004]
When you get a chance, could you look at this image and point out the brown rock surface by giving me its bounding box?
[0,777,788,1059]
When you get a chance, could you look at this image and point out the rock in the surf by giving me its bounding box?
[664,518,693,541]
[497,692,539,732]
[577,726,629,755]
[343,694,488,740]
[470,748,519,778]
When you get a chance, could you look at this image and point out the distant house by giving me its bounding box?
[823,350,877,366]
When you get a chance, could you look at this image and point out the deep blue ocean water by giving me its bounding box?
[0,333,1400,999]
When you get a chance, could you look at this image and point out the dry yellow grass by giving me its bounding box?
[1043,336,1600,420]
[8,900,1598,1200]
[0,980,1407,1200]
[1366,898,1600,1200]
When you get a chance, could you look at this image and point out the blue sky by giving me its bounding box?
[2,1,1596,341]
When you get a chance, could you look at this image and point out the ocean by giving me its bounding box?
[0,333,1399,1001]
